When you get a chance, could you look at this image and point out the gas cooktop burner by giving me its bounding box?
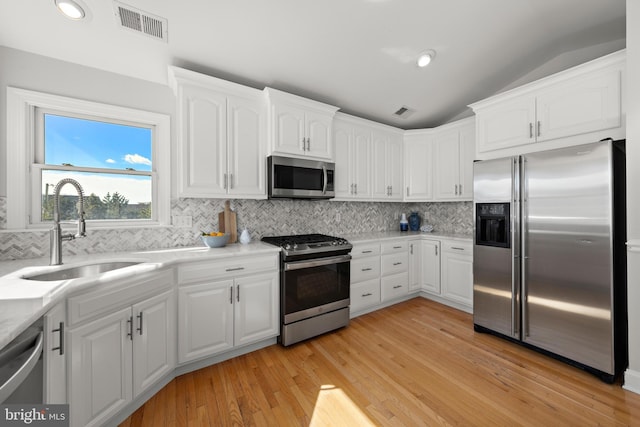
[261,233,352,257]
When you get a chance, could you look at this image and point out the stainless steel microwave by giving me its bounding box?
[267,155,335,199]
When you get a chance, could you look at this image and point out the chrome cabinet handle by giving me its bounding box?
[393,262,402,266]
[393,246,402,249]
[230,286,234,304]
[451,247,465,251]
[226,267,245,272]
[455,184,458,195]
[236,285,240,302]
[302,137,306,151]
[362,292,373,297]
[435,245,438,256]
[362,268,372,272]
[459,184,462,194]
[362,250,373,254]
[393,285,402,289]
[307,138,311,151]
[136,312,143,335]
[406,187,409,197]
[537,121,541,137]
[51,322,64,355]
[127,316,133,341]
[529,122,533,138]
[224,173,228,190]
[410,244,413,255]
[354,183,358,195]
[229,173,233,189]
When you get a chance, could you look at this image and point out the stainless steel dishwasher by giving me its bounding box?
[0,318,44,403]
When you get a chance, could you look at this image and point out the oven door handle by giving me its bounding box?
[284,254,351,271]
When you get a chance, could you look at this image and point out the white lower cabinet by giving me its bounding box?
[178,271,279,364]
[420,240,441,294]
[381,272,408,301]
[408,239,422,291]
[67,273,175,427]
[349,242,381,314]
[380,240,408,302]
[440,240,473,308]
[44,302,66,404]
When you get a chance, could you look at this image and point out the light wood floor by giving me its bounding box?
[120,298,640,426]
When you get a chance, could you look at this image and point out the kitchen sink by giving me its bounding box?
[23,261,142,282]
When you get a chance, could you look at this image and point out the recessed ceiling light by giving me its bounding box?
[54,0,86,20]
[417,50,436,68]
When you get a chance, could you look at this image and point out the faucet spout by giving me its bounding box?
[50,178,87,266]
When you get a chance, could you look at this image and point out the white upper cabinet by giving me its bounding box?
[372,129,404,201]
[169,66,266,199]
[471,50,625,158]
[404,131,434,201]
[264,88,338,160]
[332,115,372,200]
[433,118,475,201]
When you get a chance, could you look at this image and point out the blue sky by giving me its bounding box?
[44,114,152,171]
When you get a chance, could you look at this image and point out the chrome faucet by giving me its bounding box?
[50,178,86,265]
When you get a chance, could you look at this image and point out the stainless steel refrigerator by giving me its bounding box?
[473,140,627,382]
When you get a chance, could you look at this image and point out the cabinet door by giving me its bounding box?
[234,272,279,347]
[272,103,306,155]
[387,137,404,200]
[132,290,176,398]
[178,280,234,363]
[458,123,475,200]
[441,248,473,307]
[536,68,621,142]
[421,240,441,294]
[476,95,536,153]
[404,134,434,201]
[352,127,371,199]
[408,240,422,291]
[434,129,461,200]
[306,110,333,159]
[371,132,389,199]
[68,307,133,427]
[333,121,354,198]
[177,84,227,197]
[44,302,66,404]
[227,94,266,197]
[351,278,381,313]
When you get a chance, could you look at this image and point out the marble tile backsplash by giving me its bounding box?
[0,196,472,261]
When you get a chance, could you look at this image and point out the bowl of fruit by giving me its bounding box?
[201,231,230,248]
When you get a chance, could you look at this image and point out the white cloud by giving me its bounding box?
[105,158,116,164]
[124,153,152,166]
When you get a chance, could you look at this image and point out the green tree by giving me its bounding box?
[84,193,105,219]
[103,192,129,219]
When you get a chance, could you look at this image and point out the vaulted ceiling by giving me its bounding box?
[0,0,626,129]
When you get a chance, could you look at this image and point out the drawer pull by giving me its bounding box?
[393,285,402,289]
[393,246,402,249]
[451,247,465,251]
[225,267,245,272]
[361,268,373,272]
[362,250,373,254]
[362,292,373,297]
[393,262,403,266]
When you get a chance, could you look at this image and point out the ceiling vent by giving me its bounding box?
[393,106,415,119]
[114,1,168,42]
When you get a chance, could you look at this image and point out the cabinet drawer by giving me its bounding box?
[381,240,408,254]
[178,254,278,284]
[351,257,380,283]
[442,241,472,255]
[381,272,408,301]
[68,270,173,327]
[381,252,408,276]
[351,243,380,258]
[351,279,380,312]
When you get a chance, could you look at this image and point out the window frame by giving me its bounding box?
[6,87,171,230]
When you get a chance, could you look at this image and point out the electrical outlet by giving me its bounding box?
[173,215,192,228]
[335,212,341,222]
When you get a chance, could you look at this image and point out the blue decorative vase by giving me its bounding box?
[408,212,421,231]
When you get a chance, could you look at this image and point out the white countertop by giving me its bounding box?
[0,242,280,349]
[343,230,472,244]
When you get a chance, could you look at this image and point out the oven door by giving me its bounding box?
[282,254,350,324]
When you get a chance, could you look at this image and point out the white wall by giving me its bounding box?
[625,0,640,393]
[0,46,175,198]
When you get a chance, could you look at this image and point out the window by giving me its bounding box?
[6,87,170,230]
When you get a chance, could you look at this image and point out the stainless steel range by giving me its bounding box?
[261,234,352,346]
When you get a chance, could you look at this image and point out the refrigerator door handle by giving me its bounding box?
[512,157,521,338]
[521,157,530,338]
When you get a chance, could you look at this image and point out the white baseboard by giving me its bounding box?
[624,368,640,395]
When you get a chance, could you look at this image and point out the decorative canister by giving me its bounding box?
[408,212,421,231]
